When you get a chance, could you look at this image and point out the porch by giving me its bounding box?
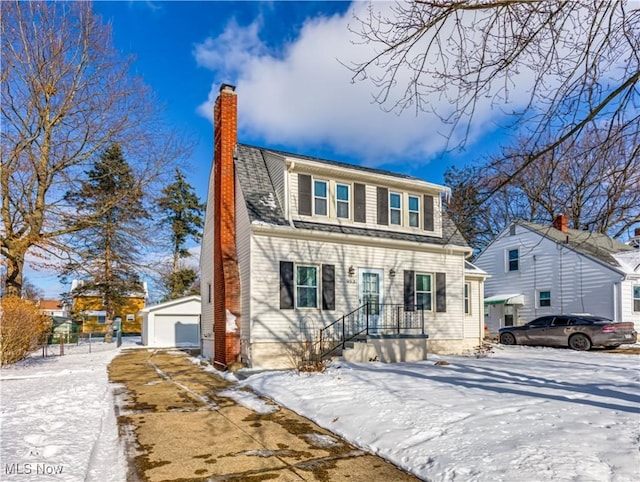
[317,303,429,363]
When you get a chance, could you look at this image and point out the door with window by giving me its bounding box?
[504,305,516,327]
[359,269,383,331]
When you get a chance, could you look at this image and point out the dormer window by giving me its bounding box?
[336,183,350,219]
[408,195,420,228]
[314,180,328,216]
[389,192,402,225]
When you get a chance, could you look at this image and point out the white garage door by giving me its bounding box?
[153,314,200,347]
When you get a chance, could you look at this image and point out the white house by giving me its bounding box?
[140,295,201,348]
[474,217,640,333]
[200,84,487,369]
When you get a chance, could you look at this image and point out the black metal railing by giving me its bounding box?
[318,303,425,360]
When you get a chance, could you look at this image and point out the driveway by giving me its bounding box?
[109,349,419,481]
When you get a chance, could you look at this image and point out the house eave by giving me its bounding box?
[250,222,472,255]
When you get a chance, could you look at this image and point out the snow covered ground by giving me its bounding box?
[0,338,138,481]
[242,345,640,482]
[1,340,638,482]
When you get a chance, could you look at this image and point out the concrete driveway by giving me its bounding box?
[109,349,419,481]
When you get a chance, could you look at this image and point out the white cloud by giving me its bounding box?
[193,3,535,166]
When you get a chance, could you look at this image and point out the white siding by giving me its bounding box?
[620,279,640,330]
[235,177,253,362]
[199,167,216,359]
[248,232,468,349]
[463,277,484,339]
[475,225,624,329]
[263,151,286,214]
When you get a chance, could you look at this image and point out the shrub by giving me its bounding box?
[1,296,51,366]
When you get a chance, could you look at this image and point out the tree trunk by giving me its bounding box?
[5,251,25,297]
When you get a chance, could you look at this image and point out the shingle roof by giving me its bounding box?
[234,144,469,248]
[517,221,634,269]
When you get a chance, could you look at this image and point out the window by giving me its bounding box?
[408,195,420,228]
[634,286,640,312]
[508,249,519,271]
[389,192,402,225]
[464,283,471,315]
[415,273,432,311]
[539,290,551,307]
[509,224,516,236]
[126,314,135,321]
[314,180,328,216]
[97,315,106,324]
[296,266,318,308]
[336,183,350,219]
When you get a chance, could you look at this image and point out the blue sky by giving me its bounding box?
[30,0,513,298]
[91,1,507,201]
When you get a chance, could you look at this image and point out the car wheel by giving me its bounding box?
[500,332,516,345]
[569,333,592,351]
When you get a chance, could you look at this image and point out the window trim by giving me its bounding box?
[295,264,319,309]
[408,194,420,228]
[464,282,471,315]
[336,182,351,220]
[313,179,329,217]
[538,290,551,308]
[389,192,402,226]
[507,248,519,272]
[633,285,640,312]
[415,272,433,312]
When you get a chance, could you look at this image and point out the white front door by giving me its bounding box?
[359,268,384,330]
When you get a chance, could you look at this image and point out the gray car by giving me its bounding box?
[499,315,637,351]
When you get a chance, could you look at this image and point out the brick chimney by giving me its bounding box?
[212,84,241,367]
[552,214,568,233]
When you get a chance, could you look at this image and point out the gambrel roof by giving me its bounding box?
[234,143,469,248]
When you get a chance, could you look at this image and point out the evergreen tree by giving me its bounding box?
[157,168,204,300]
[63,144,148,342]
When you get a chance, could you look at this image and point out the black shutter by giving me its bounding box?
[436,272,446,312]
[280,261,294,309]
[322,264,335,311]
[423,194,434,231]
[404,270,415,311]
[354,183,366,223]
[377,187,388,225]
[298,174,312,215]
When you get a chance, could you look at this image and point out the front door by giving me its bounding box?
[359,268,383,331]
[504,305,516,327]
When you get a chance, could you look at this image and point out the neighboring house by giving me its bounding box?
[37,299,69,318]
[200,84,487,369]
[474,217,640,333]
[70,280,148,334]
[141,295,201,348]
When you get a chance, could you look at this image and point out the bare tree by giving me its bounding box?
[1,1,188,297]
[350,1,639,201]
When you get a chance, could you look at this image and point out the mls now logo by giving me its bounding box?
[5,463,64,475]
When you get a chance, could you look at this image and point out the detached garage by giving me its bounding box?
[140,295,201,348]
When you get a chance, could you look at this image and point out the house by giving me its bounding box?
[37,299,69,318]
[140,295,201,348]
[474,217,640,333]
[200,84,487,369]
[70,280,148,334]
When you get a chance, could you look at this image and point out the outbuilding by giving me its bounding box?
[140,295,201,348]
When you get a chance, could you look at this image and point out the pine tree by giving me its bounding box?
[157,168,204,300]
[63,144,149,342]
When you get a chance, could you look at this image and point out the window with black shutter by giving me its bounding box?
[377,187,388,225]
[280,261,294,309]
[404,270,415,311]
[322,265,335,310]
[354,183,366,223]
[298,174,312,216]
[436,272,446,312]
[423,194,434,231]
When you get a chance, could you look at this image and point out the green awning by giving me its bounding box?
[484,294,524,305]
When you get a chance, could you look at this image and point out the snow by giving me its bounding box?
[242,345,640,482]
[0,338,137,481]
[2,340,638,482]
